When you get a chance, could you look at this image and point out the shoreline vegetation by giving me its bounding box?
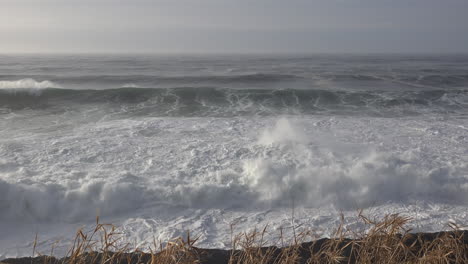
[2,213,467,264]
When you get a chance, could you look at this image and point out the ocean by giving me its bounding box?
[0,54,467,257]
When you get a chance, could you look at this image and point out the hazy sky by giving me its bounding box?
[1,0,468,53]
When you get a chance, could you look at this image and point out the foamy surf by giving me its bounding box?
[0,54,467,258]
[1,115,468,255]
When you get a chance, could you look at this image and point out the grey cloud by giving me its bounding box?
[1,0,467,53]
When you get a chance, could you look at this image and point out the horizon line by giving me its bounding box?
[2,51,468,56]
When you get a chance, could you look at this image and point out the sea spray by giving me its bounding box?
[242,118,468,208]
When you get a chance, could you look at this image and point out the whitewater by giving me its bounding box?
[0,54,467,258]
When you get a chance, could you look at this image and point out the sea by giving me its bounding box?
[0,54,467,257]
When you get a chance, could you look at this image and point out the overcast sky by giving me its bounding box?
[1,0,468,54]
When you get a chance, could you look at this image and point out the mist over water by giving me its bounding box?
[0,54,467,257]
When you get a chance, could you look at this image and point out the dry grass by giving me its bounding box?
[3,213,468,264]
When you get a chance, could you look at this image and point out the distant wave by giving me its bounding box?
[0,78,61,89]
[121,83,141,88]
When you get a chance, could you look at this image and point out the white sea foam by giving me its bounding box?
[1,116,467,213]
